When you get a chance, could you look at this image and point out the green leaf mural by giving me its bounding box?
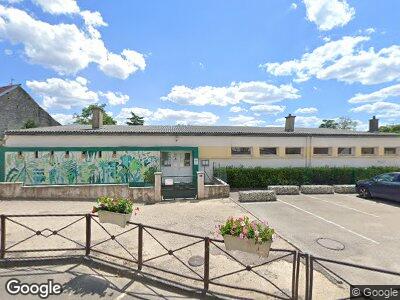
[4,151,160,185]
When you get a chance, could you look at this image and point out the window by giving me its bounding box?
[65,151,70,159]
[81,151,87,158]
[98,151,102,158]
[384,148,397,156]
[313,147,330,155]
[50,151,54,157]
[231,147,251,155]
[112,151,117,158]
[361,147,376,155]
[338,147,353,156]
[260,147,277,155]
[374,173,398,183]
[285,147,302,155]
[17,151,23,159]
[184,153,191,166]
[34,151,39,159]
[161,152,171,166]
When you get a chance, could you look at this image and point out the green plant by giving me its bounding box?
[219,216,274,244]
[216,166,400,188]
[92,196,138,214]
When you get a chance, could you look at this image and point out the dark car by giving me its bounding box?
[356,172,400,201]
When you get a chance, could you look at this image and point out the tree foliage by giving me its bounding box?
[22,119,37,129]
[126,112,144,125]
[379,124,400,133]
[319,119,338,129]
[319,117,358,130]
[73,104,116,125]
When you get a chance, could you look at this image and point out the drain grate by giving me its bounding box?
[316,238,345,251]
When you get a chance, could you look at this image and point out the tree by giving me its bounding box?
[22,119,37,129]
[337,117,358,131]
[319,119,338,129]
[379,124,400,133]
[73,104,116,125]
[319,117,358,131]
[126,112,144,125]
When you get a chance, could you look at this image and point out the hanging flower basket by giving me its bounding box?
[218,216,274,257]
[92,196,139,228]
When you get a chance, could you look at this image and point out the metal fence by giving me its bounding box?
[1,214,399,299]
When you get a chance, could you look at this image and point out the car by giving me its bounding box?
[356,172,400,202]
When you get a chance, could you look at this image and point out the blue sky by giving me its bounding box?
[1,0,400,129]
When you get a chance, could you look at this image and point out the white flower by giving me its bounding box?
[254,230,259,236]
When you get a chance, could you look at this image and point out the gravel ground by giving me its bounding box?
[0,198,347,299]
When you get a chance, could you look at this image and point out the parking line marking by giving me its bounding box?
[278,199,380,245]
[303,195,380,218]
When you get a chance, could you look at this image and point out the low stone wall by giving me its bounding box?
[204,178,230,199]
[333,184,357,194]
[0,182,156,203]
[268,185,300,195]
[300,185,334,194]
[238,190,277,202]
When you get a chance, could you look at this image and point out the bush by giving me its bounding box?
[216,166,400,189]
[92,196,134,214]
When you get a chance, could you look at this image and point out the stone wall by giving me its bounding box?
[0,182,156,203]
[0,86,59,137]
[204,178,230,199]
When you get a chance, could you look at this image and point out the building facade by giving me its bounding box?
[0,84,60,139]
[1,112,399,185]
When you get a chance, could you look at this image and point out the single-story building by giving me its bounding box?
[0,109,399,186]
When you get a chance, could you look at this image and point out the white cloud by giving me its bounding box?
[80,10,107,27]
[162,81,300,106]
[26,77,99,109]
[263,35,400,85]
[99,91,129,106]
[228,115,266,127]
[275,115,322,127]
[3,48,12,55]
[250,104,285,115]
[290,3,298,10]
[303,0,355,31]
[348,84,400,103]
[365,27,376,35]
[350,101,400,119]
[294,107,318,114]
[0,4,145,79]
[32,0,79,15]
[116,107,219,125]
[51,113,74,125]
[229,106,246,113]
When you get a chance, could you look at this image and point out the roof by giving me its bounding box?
[0,84,19,97]
[4,125,400,137]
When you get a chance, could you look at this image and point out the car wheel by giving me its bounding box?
[359,187,371,198]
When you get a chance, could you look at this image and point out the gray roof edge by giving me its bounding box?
[0,84,20,97]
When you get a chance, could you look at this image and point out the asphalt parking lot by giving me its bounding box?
[236,192,400,285]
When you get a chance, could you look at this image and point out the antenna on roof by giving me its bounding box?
[10,78,15,85]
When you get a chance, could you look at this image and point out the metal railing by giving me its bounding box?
[1,214,399,299]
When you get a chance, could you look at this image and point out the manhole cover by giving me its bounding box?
[188,255,204,267]
[316,238,345,251]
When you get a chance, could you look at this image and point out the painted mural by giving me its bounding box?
[5,151,160,185]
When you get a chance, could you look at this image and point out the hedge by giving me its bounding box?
[214,166,400,189]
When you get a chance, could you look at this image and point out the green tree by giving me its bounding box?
[22,119,37,129]
[379,124,400,133]
[319,119,338,129]
[126,112,144,125]
[337,117,358,130]
[73,104,116,125]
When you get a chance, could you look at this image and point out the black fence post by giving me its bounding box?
[85,214,91,256]
[291,251,298,300]
[138,224,143,270]
[305,254,310,300]
[204,237,210,292]
[309,256,314,300]
[0,215,5,259]
[294,251,300,300]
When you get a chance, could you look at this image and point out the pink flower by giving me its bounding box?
[242,228,248,235]
[239,233,244,239]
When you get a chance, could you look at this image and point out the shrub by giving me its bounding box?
[215,166,400,188]
[219,216,274,244]
[92,196,136,214]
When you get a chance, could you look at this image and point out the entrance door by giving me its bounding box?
[161,151,193,183]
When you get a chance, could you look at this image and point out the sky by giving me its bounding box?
[0,0,400,130]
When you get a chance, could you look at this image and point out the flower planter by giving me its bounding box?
[97,210,132,228]
[223,235,272,257]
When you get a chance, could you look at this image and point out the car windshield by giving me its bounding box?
[374,173,398,182]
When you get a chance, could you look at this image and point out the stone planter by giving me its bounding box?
[300,185,334,194]
[223,235,272,257]
[268,185,300,195]
[238,190,277,202]
[97,210,132,228]
[333,185,357,194]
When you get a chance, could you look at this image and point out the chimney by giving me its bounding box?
[369,116,379,132]
[285,114,296,132]
[92,107,103,129]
